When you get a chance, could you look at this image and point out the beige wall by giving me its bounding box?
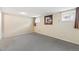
[35,10,79,45]
[4,13,33,38]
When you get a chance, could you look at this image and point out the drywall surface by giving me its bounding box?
[35,10,79,45]
[4,13,33,38]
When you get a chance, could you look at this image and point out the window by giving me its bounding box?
[35,17,40,24]
[34,17,40,26]
[61,10,75,22]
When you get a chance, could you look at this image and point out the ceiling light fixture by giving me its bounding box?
[32,15,41,17]
[47,11,50,12]
[19,12,27,15]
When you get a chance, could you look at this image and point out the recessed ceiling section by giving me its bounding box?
[1,7,76,17]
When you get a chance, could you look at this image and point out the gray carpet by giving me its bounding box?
[1,32,79,51]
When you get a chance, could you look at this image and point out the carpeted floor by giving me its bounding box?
[1,32,79,51]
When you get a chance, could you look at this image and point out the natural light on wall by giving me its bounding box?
[35,17,40,24]
[61,10,76,22]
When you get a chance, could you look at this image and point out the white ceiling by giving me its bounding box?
[1,7,76,17]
